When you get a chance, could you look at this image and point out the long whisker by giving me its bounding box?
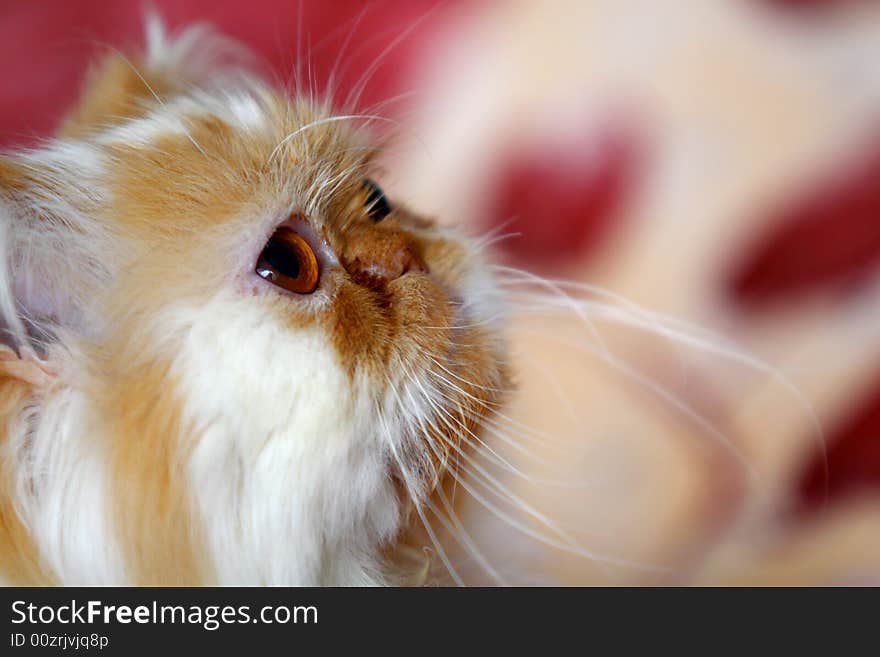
[425,365,568,449]
[267,114,403,165]
[401,363,667,573]
[493,266,613,359]
[344,4,443,110]
[100,44,209,158]
[391,372,507,585]
[418,376,600,487]
[430,431,667,572]
[407,372,538,481]
[498,270,826,488]
[374,388,464,586]
[517,325,760,484]
[386,366,507,584]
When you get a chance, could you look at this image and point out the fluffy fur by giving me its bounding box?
[0,21,508,585]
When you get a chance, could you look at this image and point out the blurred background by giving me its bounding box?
[3,0,880,584]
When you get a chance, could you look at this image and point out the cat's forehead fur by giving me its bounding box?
[63,75,378,256]
[96,90,377,238]
[36,19,381,260]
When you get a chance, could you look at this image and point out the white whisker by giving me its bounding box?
[375,389,464,586]
[386,366,504,585]
[267,114,401,165]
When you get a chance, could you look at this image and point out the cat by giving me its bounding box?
[7,5,880,587]
[0,18,509,585]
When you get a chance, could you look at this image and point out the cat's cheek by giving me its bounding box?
[414,233,470,288]
[417,234,506,321]
[421,236,508,340]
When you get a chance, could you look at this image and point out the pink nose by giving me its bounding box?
[341,227,428,289]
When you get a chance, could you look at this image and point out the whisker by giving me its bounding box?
[515,350,580,427]
[386,367,504,585]
[396,362,668,574]
[267,114,403,165]
[99,43,209,158]
[424,367,566,450]
[419,380,602,488]
[405,373,538,482]
[499,272,827,487]
[374,389,464,586]
[434,435,666,572]
[493,266,613,359]
[416,314,505,332]
[474,231,524,252]
[516,325,760,484]
[344,4,443,110]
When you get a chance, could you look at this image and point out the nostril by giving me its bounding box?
[398,241,428,277]
[343,233,428,289]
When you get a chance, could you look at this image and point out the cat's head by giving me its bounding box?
[0,21,508,585]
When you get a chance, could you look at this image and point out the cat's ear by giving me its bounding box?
[0,151,104,348]
[0,158,30,349]
[59,15,250,139]
[0,158,60,383]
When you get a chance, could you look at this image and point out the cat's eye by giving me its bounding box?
[255,226,319,294]
[363,179,391,222]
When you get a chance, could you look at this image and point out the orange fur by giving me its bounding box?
[90,339,207,585]
[0,376,52,585]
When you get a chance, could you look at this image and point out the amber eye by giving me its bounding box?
[255,227,319,294]
[363,178,391,222]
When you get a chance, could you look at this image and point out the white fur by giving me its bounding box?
[224,93,270,132]
[97,108,197,147]
[167,293,402,585]
[97,91,269,149]
[6,383,127,584]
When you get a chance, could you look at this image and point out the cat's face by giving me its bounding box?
[0,24,507,585]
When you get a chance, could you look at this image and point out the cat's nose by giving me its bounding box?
[341,227,428,289]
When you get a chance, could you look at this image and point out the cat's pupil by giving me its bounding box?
[364,179,391,222]
[261,237,300,279]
